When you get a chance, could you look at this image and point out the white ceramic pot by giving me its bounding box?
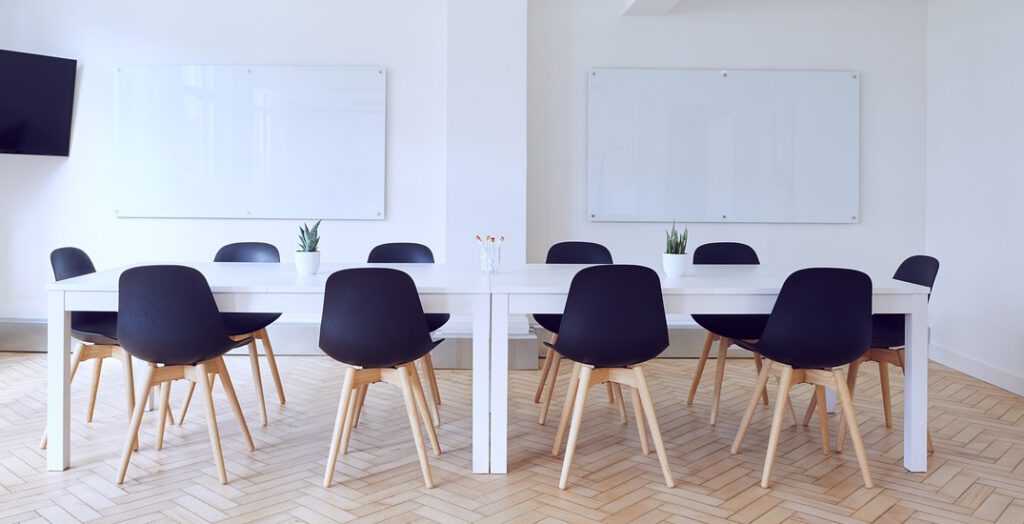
[295,251,321,275]
[662,253,688,278]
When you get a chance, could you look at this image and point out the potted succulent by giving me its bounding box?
[662,221,688,277]
[295,219,321,275]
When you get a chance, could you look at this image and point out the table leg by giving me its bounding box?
[47,291,71,471]
[490,293,509,474]
[904,294,929,472]
[472,293,491,473]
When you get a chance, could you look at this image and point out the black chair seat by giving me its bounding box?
[368,243,450,334]
[70,311,119,345]
[691,314,769,341]
[220,313,283,337]
[533,242,613,336]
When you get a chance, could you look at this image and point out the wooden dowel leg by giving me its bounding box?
[753,353,770,405]
[423,353,441,406]
[534,346,555,404]
[836,358,863,452]
[833,369,873,488]
[605,382,615,403]
[613,383,628,425]
[323,368,355,488]
[340,385,358,455]
[216,357,254,452]
[710,337,731,425]
[120,350,138,451]
[247,339,268,427]
[259,329,286,405]
[760,365,793,488]
[539,353,563,425]
[155,381,171,450]
[178,381,196,426]
[559,365,592,490]
[552,362,580,456]
[117,365,155,484]
[629,386,649,456]
[86,357,104,423]
[802,393,817,427]
[687,332,714,405]
[352,385,368,428]
[415,358,441,427]
[815,385,830,455]
[406,363,441,456]
[879,360,893,428]
[732,359,773,454]
[634,367,674,488]
[397,365,433,489]
[195,362,227,484]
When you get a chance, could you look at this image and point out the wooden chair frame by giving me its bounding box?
[552,363,674,490]
[533,334,626,425]
[323,362,441,489]
[732,359,874,489]
[116,356,254,485]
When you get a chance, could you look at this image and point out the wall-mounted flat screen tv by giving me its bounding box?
[0,49,78,157]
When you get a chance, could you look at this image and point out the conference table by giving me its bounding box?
[45,262,932,476]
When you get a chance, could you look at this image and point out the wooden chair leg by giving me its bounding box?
[195,362,227,485]
[155,381,171,450]
[117,364,156,484]
[879,360,894,428]
[815,385,830,455]
[119,350,139,452]
[534,345,556,403]
[752,353,770,405]
[247,339,268,427]
[86,357,104,423]
[396,365,434,489]
[833,368,873,488]
[837,358,864,452]
[629,386,649,456]
[406,363,442,456]
[415,358,441,427]
[352,384,368,428]
[258,327,286,405]
[633,366,674,488]
[539,352,563,425]
[710,337,731,425]
[687,332,715,405]
[216,357,255,452]
[782,381,799,427]
[340,386,359,455]
[606,382,615,403]
[760,365,793,488]
[552,362,581,456]
[802,393,817,427]
[178,381,196,426]
[558,365,592,490]
[323,367,356,488]
[41,344,86,449]
[422,353,441,406]
[613,383,628,425]
[732,359,773,454]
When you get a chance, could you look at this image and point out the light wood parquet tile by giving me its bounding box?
[1,351,1023,523]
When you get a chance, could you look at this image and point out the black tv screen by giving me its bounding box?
[0,50,78,157]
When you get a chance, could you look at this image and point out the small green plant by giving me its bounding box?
[297,220,321,252]
[665,221,688,255]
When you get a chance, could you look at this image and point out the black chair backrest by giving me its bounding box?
[51,247,97,281]
[320,268,436,368]
[893,255,939,296]
[554,265,669,368]
[693,242,759,265]
[368,243,435,264]
[545,241,613,265]
[118,266,235,365]
[214,242,280,263]
[757,268,872,369]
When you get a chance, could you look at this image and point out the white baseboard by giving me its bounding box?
[930,342,1024,397]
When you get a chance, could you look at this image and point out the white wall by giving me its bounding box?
[0,0,449,318]
[527,0,927,277]
[926,1,1024,394]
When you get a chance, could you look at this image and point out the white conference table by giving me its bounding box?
[46,262,932,475]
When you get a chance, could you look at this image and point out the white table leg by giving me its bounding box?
[904,294,929,472]
[489,293,509,474]
[472,293,491,473]
[47,290,71,471]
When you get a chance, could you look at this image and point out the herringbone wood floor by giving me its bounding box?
[1,352,1023,523]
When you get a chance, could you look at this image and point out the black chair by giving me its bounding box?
[319,268,442,489]
[731,268,874,488]
[115,266,254,485]
[179,242,285,428]
[548,265,674,490]
[685,242,778,425]
[533,241,622,426]
[40,248,139,450]
[366,242,446,425]
[805,255,939,454]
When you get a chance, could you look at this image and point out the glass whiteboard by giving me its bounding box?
[588,68,860,224]
[115,65,386,219]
